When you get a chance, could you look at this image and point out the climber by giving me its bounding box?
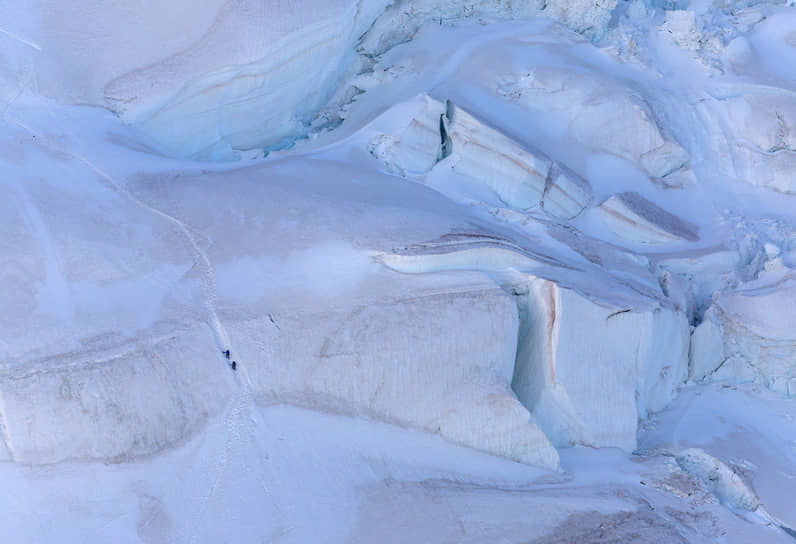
[231,361,237,370]
[222,349,230,360]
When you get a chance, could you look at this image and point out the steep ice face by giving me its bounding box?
[695,271,796,396]
[127,0,623,159]
[510,278,689,450]
[0,0,624,161]
[689,316,725,381]
[366,94,704,256]
[723,93,796,194]
[240,279,560,469]
[124,2,395,160]
[369,95,592,220]
[379,248,689,453]
[0,0,393,159]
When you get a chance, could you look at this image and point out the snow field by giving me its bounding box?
[0,1,795,540]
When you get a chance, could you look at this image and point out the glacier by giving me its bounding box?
[1,0,796,542]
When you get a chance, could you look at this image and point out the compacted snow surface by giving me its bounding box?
[1,1,795,542]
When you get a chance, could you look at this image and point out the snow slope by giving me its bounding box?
[1,387,794,543]
[1,0,796,541]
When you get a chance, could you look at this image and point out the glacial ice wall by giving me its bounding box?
[511,278,689,451]
[379,245,690,455]
[0,0,394,159]
[0,0,635,160]
[369,94,592,220]
[236,276,561,469]
[4,0,794,175]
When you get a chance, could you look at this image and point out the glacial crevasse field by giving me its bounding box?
[1,0,795,542]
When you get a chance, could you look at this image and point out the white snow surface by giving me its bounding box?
[1,0,796,541]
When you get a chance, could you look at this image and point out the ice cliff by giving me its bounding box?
[1,0,662,161]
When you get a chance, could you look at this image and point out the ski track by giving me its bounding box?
[186,386,254,544]
[186,360,259,543]
[0,27,41,51]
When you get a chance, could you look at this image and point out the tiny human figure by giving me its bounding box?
[223,350,230,360]
[231,361,237,370]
